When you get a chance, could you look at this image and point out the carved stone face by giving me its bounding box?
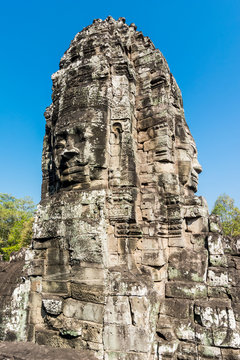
[153,124,174,163]
[54,125,91,187]
[176,120,202,192]
[52,112,107,190]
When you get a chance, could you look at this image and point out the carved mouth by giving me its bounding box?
[191,174,198,184]
[61,164,88,176]
[190,174,198,191]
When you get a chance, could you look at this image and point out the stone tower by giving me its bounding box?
[4,17,239,360]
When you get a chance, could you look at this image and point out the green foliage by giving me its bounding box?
[0,193,36,260]
[212,194,240,237]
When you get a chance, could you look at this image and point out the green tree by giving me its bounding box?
[0,193,36,260]
[212,194,240,237]
[20,217,34,247]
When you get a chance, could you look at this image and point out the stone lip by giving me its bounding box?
[0,341,97,360]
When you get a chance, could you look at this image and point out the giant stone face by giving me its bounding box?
[37,15,207,355]
[53,116,107,189]
[175,118,202,193]
[41,17,202,200]
[43,96,108,194]
[25,17,240,360]
[1,17,239,360]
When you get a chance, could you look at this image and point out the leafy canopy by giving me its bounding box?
[212,194,240,237]
[0,193,36,260]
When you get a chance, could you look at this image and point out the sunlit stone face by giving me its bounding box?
[52,110,108,190]
[54,125,91,187]
[31,19,228,360]
[175,120,202,192]
[153,123,174,163]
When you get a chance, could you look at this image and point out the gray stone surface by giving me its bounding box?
[0,16,239,360]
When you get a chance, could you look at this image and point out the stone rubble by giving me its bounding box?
[0,16,240,360]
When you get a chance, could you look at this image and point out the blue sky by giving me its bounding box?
[0,0,239,210]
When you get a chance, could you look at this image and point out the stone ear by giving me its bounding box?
[112,122,123,135]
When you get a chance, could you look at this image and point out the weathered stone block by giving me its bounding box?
[142,250,166,266]
[198,345,221,359]
[158,341,179,358]
[209,215,222,233]
[46,314,83,336]
[108,271,149,296]
[232,303,240,321]
[159,299,189,319]
[141,238,159,250]
[63,299,104,323]
[30,278,42,293]
[187,216,209,233]
[141,264,168,282]
[103,324,128,352]
[168,249,208,282]
[118,238,138,255]
[46,248,69,266]
[222,348,240,359]
[213,328,240,348]
[208,234,224,255]
[175,320,195,342]
[45,264,70,276]
[209,254,227,267]
[42,280,69,295]
[82,322,103,343]
[195,324,214,346]
[33,238,59,250]
[168,237,186,247]
[35,329,87,349]
[191,233,207,251]
[103,324,150,353]
[129,296,151,327]
[166,282,207,299]
[28,259,44,276]
[228,287,240,302]
[71,282,106,304]
[207,286,229,299]
[228,269,240,286]
[194,300,234,330]
[177,342,198,359]
[42,298,63,315]
[71,266,105,281]
[207,268,229,287]
[105,296,132,325]
[28,292,43,325]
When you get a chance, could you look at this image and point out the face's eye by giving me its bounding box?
[74,128,86,143]
[190,145,197,157]
[55,132,67,149]
[55,142,65,150]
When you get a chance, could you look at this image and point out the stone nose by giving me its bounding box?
[193,158,202,174]
[61,147,79,160]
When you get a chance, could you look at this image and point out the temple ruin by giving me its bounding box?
[0,17,240,360]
